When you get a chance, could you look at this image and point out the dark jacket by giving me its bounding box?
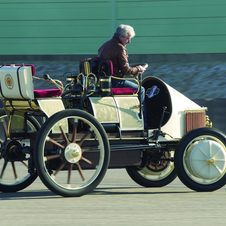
[97,37,140,78]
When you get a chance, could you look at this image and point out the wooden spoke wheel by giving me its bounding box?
[0,109,40,192]
[34,109,110,197]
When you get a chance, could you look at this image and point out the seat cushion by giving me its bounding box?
[34,89,62,98]
[112,87,137,95]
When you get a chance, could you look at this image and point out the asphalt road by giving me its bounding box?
[0,168,226,226]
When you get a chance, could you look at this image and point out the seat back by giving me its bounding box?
[79,57,113,78]
[97,58,113,77]
[79,58,138,96]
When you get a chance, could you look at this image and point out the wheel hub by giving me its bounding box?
[185,139,226,180]
[2,140,25,161]
[207,157,215,165]
[64,143,82,163]
[146,151,170,172]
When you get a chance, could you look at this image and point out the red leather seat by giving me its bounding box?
[34,89,62,98]
[112,87,137,95]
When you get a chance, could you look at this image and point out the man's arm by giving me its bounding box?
[117,48,145,76]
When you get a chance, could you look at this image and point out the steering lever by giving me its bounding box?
[152,106,168,141]
[158,106,167,131]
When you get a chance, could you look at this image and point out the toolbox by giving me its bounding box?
[0,64,34,99]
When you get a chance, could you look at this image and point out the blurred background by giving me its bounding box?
[0,0,226,132]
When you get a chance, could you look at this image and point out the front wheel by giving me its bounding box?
[174,127,226,192]
[34,109,110,197]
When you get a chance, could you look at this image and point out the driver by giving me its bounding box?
[97,24,147,125]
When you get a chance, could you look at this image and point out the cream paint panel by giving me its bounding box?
[37,98,67,133]
[89,97,119,123]
[149,79,205,140]
[114,96,143,131]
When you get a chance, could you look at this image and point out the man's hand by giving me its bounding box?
[138,65,146,74]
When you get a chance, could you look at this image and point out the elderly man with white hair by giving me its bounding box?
[98,24,146,78]
[98,24,148,126]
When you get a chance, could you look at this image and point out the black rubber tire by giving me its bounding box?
[0,108,40,193]
[34,109,110,197]
[126,163,176,187]
[174,127,226,192]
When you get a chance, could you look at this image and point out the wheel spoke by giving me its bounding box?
[82,148,91,153]
[198,146,209,158]
[21,161,28,167]
[0,119,8,140]
[47,137,65,150]
[213,149,224,158]
[78,131,90,146]
[213,164,223,174]
[76,162,86,181]
[54,160,67,176]
[214,159,226,162]
[0,159,8,179]
[82,145,99,153]
[11,162,18,180]
[59,125,69,145]
[81,156,92,165]
[45,154,61,161]
[186,157,206,161]
[72,121,78,143]
[67,164,73,185]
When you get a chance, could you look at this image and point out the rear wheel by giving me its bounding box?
[174,127,226,192]
[126,149,176,187]
[0,109,40,192]
[34,109,110,197]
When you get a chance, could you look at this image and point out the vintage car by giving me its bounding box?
[0,59,226,197]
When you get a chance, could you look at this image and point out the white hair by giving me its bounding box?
[114,24,135,38]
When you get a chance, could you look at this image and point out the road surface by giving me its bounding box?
[0,168,226,226]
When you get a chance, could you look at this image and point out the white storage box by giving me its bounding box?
[0,65,34,99]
